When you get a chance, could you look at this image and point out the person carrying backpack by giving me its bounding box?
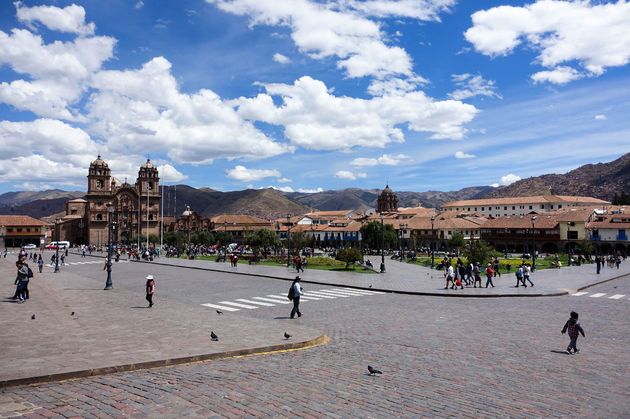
[289,276,303,319]
[14,259,32,303]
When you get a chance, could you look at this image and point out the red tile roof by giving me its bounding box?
[0,215,51,227]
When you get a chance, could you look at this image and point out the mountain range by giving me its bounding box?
[1,152,628,221]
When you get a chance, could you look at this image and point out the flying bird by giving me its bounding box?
[210,331,219,341]
[284,332,291,339]
[216,310,223,315]
[31,314,35,320]
[368,365,382,375]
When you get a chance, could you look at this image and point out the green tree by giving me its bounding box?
[579,240,594,257]
[191,231,214,245]
[448,232,466,253]
[288,231,311,255]
[335,247,363,269]
[461,239,493,266]
[148,234,160,246]
[245,228,281,258]
[360,221,398,250]
[163,231,187,248]
[612,192,630,205]
[214,231,233,247]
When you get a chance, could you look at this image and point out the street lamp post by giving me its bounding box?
[311,223,315,257]
[380,213,386,273]
[430,216,435,269]
[360,219,364,262]
[54,218,60,273]
[223,221,227,262]
[105,203,114,290]
[286,215,291,267]
[531,215,537,271]
[399,223,407,261]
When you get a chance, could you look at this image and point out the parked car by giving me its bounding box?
[23,243,37,249]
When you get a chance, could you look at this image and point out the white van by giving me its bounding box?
[46,241,70,249]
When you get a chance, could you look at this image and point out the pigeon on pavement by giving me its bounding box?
[368,365,382,375]
[31,314,35,320]
[216,310,223,315]
[284,332,291,339]
[210,331,219,341]
[71,312,75,316]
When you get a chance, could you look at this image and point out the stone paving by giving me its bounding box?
[0,257,324,387]
[94,251,630,297]
[1,251,629,418]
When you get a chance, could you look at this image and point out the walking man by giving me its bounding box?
[145,275,155,308]
[290,276,302,319]
[485,264,495,288]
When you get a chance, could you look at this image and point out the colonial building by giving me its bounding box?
[59,156,161,246]
[442,195,609,218]
[0,215,50,248]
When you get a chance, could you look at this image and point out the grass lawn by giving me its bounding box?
[186,255,377,274]
[407,254,586,271]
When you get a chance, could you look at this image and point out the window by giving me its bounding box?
[474,208,477,211]
[558,205,562,208]
[512,206,515,210]
[504,206,507,210]
[529,206,532,210]
[568,231,578,240]
[550,205,554,209]
[540,205,545,209]
[481,207,484,211]
[96,214,102,221]
[467,208,471,211]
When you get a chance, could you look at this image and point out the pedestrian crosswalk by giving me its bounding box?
[44,260,130,268]
[201,287,385,312]
[571,291,628,300]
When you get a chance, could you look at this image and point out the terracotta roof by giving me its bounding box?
[549,207,595,222]
[396,206,436,215]
[443,195,610,208]
[0,215,51,227]
[480,214,558,229]
[587,221,630,229]
[67,198,87,203]
[211,215,271,224]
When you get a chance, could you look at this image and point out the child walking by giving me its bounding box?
[562,311,585,354]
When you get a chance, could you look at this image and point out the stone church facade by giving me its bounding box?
[61,156,161,246]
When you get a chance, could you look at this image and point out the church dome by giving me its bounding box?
[182,205,192,216]
[142,158,154,169]
[90,155,108,168]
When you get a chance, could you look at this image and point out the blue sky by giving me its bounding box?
[0,0,629,195]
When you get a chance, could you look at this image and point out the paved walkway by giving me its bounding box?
[2,250,628,388]
[0,259,324,387]
[109,252,630,297]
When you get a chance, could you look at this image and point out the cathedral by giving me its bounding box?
[60,156,161,246]
[377,184,398,213]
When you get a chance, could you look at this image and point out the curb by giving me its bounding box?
[69,252,627,298]
[0,334,329,389]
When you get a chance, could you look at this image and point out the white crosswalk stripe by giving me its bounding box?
[201,287,383,312]
[589,293,606,298]
[236,298,275,307]
[200,303,240,312]
[571,292,589,296]
[608,294,625,299]
[217,301,259,309]
[254,296,291,305]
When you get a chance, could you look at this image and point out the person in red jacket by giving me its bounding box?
[485,264,494,288]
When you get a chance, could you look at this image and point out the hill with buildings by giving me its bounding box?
[1,152,628,220]
[484,152,630,200]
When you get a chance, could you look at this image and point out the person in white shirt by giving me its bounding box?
[444,263,455,289]
[290,276,303,319]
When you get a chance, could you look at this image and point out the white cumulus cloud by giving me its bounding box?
[499,174,521,186]
[157,164,188,183]
[448,73,501,100]
[335,170,367,180]
[297,187,324,193]
[595,114,607,120]
[227,165,282,182]
[531,66,583,85]
[350,153,409,166]
[455,151,475,159]
[206,0,452,80]
[235,76,478,150]
[15,2,95,35]
[465,0,630,82]
[273,53,291,64]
